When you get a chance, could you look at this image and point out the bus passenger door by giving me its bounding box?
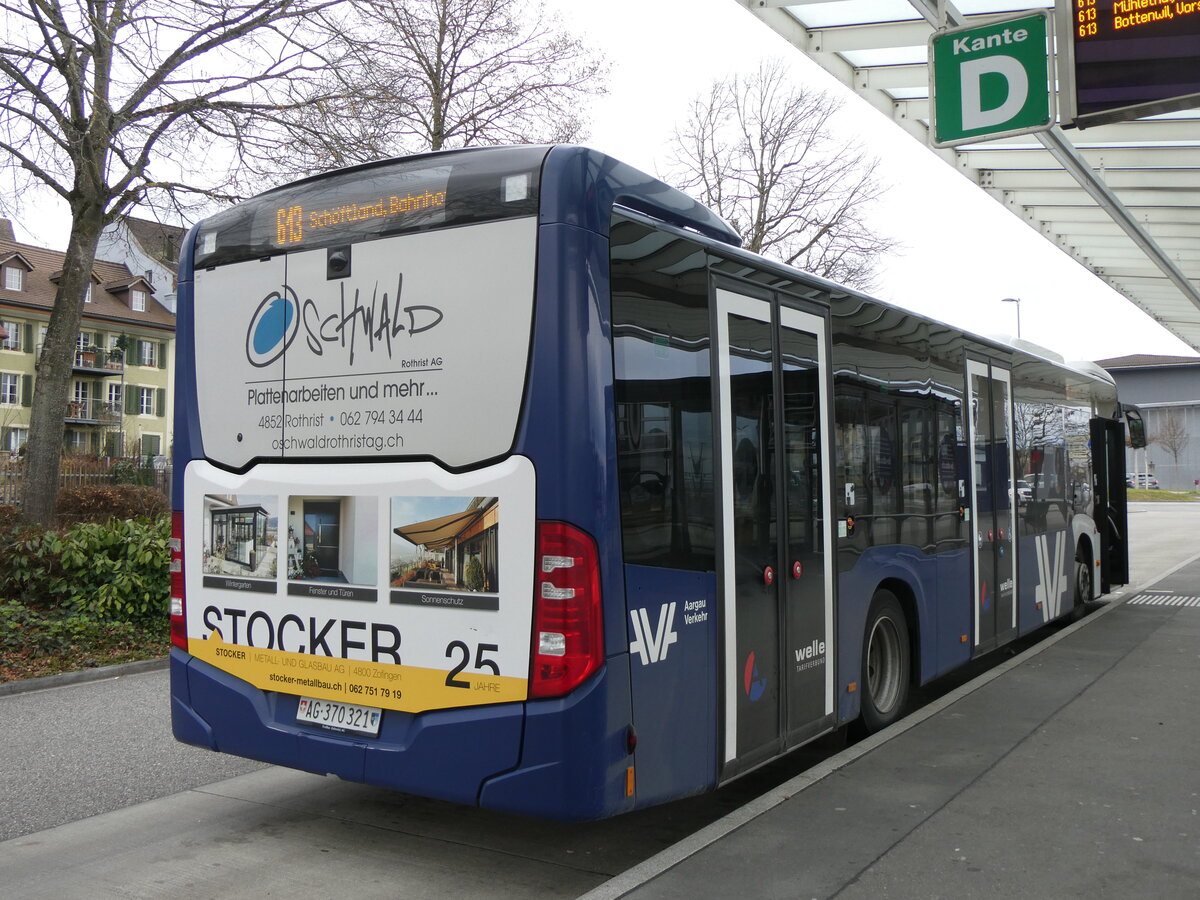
[715,289,834,776]
[967,360,1017,652]
[1090,417,1129,591]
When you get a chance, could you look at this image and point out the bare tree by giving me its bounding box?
[0,0,338,524]
[1159,411,1190,464]
[665,59,896,289]
[264,0,609,179]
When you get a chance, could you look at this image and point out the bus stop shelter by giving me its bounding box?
[734,0,1200,353]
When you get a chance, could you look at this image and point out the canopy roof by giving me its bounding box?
[736,0,1200,352]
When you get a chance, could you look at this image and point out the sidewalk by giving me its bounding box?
[587,556,1200,899]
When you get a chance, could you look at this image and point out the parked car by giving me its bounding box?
[1126,473,1160,489]
[1014,479,1033,504]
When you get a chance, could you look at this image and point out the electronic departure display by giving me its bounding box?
[191,145,547,269]
[273,183,449,248]
[1063,0,1200,126]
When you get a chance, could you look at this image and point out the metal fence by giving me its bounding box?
[0,457,172,506]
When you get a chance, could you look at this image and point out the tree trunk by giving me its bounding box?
[21,204,107,525]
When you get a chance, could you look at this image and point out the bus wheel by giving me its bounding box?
[1071,545,1093,620]
[861,590,910,733]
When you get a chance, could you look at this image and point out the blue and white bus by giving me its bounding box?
[170,145,1138,820]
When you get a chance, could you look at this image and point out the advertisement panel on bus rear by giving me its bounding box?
[183,457,536,713]
[192,217,537,470]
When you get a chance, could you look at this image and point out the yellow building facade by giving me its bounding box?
[0,220,175,458]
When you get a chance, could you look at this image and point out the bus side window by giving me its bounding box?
[611,216,714,572]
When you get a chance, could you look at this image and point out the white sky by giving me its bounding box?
[8,0,1196,363]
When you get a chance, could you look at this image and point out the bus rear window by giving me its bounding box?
[195,146,547,269]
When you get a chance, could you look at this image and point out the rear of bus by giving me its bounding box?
[169,146,652,819]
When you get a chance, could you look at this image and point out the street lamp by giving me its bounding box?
[1001,297,1022,339]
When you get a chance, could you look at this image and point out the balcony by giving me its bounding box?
[65,399,122,425]
[72,347,125,376]
[37,344,126,376]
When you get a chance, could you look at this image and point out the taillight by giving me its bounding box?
[529,521,604,698]
[170,510,187,651]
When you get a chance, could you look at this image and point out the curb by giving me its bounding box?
[0,656,168,698]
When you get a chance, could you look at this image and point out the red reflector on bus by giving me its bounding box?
[170,511,188,651]
[529,521,604,698]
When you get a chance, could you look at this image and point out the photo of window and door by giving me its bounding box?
[285,496,379,586]
[390,497,499,596]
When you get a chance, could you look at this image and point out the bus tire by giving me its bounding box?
[1070,543,1093,621]
[860,590,911,733]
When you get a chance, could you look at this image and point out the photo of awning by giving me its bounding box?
[394,508,483,550]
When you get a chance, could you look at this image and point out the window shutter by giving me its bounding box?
[23,323,32,353]
[1,427,9,449]
[126,384,137,412]
[156,388,165,417]
[158,341,167,369]
[133,339,143,363]
[20,374,32,407]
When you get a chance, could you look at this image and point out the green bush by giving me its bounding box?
[464,554,485,591]
[1,515,170,623]
[0,600,144,655]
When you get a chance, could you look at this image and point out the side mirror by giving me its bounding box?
[1124,406,1146,449]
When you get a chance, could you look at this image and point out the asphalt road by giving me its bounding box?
[0,665,264,841]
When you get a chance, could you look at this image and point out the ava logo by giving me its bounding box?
[743,651,767,701]
[629,602,678,665]
[245,287,300,367]
[1035,531,1067,622]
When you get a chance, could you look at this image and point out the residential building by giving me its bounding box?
[1098,354,1200,490]
[0,218,176,459]
[96,215,188,313]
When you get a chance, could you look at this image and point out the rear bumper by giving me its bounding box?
[171,648,633,819]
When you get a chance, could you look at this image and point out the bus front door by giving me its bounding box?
[1090,417,1130,591]
[715,288,835,777]
[967,360,1018,652]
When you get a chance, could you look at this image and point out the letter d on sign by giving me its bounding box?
[930,12,1051,147]
[960,55,1028,132]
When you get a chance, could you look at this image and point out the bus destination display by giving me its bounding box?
[1068,0,1200,124]
[275,186,448,248]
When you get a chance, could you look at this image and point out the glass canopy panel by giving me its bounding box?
[781,0,919,29]
[839,46,928,67]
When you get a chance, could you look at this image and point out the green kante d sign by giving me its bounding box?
[930,11,1055,147]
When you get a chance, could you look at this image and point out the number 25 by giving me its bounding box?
[445,641,499,688]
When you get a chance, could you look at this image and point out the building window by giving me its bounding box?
[1,373,18,405]
[1,321,20,351]
[83,284,92,303]
[66,429,89,452]
[140,340,157,367]
[141,433,161,457]
[5,427,27,453]
[131,289,147,312]
[139,386,154,415]
[4,267,23,291]
[108,382,123,413]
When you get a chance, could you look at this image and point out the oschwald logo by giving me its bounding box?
[244,274,443,368]
[245,287,301,368]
